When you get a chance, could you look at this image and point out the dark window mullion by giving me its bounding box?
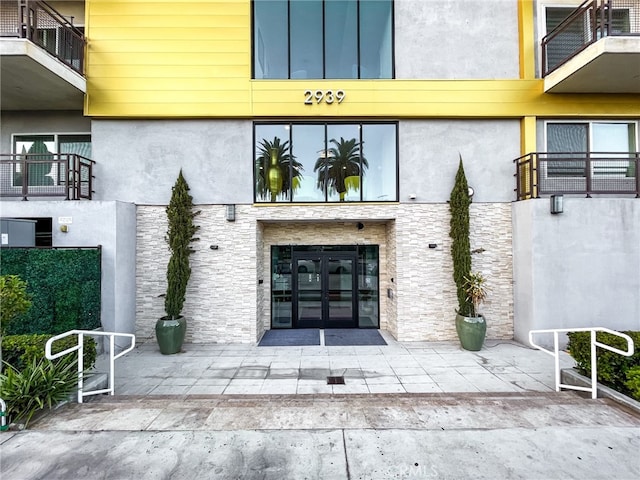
[289,123,294,202]
[322,0,326,79]
[287,0,291,79]
[356,0,361,79]
[359,123,364,201]
[323,124,328,201]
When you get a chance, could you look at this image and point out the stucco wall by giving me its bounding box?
[513,198,640,347]
[395,0,520,79]
[399,120,521,204]
[0,201,137,343]
[91,119,253,205]
[0,111,90,153]
[92,118,520,206]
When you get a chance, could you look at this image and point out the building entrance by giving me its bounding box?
[293,251,357,328]
[271,245,379,329]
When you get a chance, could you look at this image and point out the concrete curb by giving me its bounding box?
[561,368,640,414]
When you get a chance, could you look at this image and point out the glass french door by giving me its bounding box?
[292,251,357,328]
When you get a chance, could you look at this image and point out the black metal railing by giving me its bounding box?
[0,0,85,75]
[0,153,95,200]
[542,0,640,76]
[514,152,640,200]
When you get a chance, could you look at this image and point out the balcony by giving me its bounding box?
[514,152,640,200]
[0,154,95,200]
[542,0,640,93]
[0,1,86,110]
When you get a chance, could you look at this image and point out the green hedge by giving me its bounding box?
[2,334,97,371]
[567,331,640,400]
[0,248,101,334]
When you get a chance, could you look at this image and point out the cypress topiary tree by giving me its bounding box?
[449,155,473,317]
[164,170,200,319]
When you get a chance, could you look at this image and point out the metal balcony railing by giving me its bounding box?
[0,153,95,200]
[514,152,640,200]
[542,0,640,76]
[0,0,85,75]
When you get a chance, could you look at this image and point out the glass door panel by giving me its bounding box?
[295,257,322,328]
[326,257,355,328]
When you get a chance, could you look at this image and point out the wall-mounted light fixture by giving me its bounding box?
[468,186,475,199]
[409,193,416,200]
[225,204,235,222]
[550,194,563,214]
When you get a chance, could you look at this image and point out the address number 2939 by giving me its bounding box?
[304,90,345,105]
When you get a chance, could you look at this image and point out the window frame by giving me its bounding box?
[251,0,395,80]
[253,121,399,203]
[543,119,639,177]
[10,132,91,187]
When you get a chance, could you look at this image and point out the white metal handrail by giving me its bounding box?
[45,330,135,403]
[529,327,635,399]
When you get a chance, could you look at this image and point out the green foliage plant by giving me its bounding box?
[314,137,368,202]
[0,356,79,428]
[164,170,200,319]
[255,136,304,202]
[624,367,640,401]
[463,271,489,317]
[2,334,96,372]
[0,275,32,335]
[449,155,473,316]
[567,331,640,398]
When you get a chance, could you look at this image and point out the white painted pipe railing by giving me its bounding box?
[0,398,7,431]
[529,327,634,399]
[45,330,136,403]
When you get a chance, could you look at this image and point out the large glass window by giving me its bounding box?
[11,134,91,187]
[254,122,397,203]
[546,121,637,177]
[253,0,393,79]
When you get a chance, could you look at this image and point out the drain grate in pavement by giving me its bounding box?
[327,376,345,385]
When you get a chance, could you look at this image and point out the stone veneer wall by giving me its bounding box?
[136,203,513,344]
[394,203,514,341]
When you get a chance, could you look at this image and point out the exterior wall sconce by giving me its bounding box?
[550,194,563,214]
[225,204,235,222]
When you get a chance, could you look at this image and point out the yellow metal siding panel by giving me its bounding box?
[86,0,251,116]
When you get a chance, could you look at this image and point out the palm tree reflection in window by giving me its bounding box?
[314,137,368,202]
[255,137,304,202]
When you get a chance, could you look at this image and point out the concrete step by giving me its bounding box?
[30,391,640,432]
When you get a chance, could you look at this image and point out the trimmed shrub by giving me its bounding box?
[625,367,640,401]
[1,334,96,372]
[567,331,640,399]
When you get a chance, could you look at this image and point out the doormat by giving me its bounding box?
[258,329,321,346]
[324,329,387,346]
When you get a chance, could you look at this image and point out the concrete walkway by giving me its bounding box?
[3,335,639,479]
[100,333,575,396]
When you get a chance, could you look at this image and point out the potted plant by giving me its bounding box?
[449,155,487,351]
[314,137,368,202]
[155,170,200,355]
[255,136,304,202]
